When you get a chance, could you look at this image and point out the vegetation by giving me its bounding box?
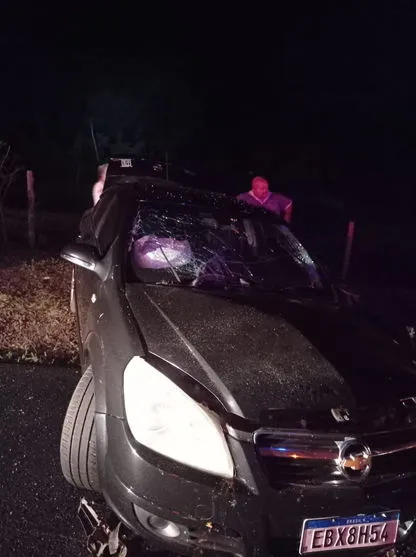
[0,250,77,365]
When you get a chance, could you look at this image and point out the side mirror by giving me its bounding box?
[61,242,100,272]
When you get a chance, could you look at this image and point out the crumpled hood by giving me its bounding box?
[125,284,416,421]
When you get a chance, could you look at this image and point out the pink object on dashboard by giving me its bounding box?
[132,235,193,269]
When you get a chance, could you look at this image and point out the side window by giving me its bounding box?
[78,208,96,247]
[93,194,120,256]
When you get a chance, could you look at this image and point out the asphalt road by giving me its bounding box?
[0,363,87,556]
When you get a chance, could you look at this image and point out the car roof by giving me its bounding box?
[104,156,197,183]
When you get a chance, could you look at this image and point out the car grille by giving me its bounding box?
[259,396,416,433]
[255,426,416,488]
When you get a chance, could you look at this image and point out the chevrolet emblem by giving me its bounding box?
[338,440,372,481]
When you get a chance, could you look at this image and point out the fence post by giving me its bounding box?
[26,170,35,248]
[341,220,355,283]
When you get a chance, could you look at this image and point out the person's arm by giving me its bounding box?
[92,163,109,206]
[283,200,293,223]
[275,193,293,223]
[92,180,103,205]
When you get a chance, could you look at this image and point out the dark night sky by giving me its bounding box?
[2,2,416,209]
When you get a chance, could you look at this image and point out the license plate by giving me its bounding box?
[299,510,400,554]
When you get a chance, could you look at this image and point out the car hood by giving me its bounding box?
[125,284,416,421]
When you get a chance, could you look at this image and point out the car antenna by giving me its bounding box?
[89,119,100,163]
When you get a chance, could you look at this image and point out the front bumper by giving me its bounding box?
[95,413,416,556]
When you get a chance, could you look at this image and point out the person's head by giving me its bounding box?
[251,176,270,200]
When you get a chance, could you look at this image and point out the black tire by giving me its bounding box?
[60,366,100,491]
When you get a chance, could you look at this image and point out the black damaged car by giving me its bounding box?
[61,173,416,556]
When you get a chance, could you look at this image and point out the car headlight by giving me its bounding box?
[123,356,234,479]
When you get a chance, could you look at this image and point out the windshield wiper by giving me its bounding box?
[156,244,182,284]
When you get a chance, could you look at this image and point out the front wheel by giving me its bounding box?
[60,366,100,491]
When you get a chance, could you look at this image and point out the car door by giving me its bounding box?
[75,192,120,344]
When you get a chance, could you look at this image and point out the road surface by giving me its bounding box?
[0,363,86,556]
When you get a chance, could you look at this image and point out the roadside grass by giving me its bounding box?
[0,252,78,365]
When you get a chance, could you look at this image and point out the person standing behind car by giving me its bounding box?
[237,176,293,222]
[92,163,109,206]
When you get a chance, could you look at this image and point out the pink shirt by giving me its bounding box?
[237,191,292,216]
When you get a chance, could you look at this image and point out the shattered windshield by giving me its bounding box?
[126,201,323,291]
